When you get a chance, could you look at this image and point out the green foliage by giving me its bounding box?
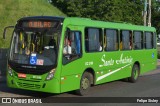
[52,0,143,25]
[0,0,66,48]
[52,0,160,35]
[152,0,160,34]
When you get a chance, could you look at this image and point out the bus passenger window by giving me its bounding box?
[63,31,82,64]
[105,29,118,51]
[120,30,132,50]
[145,32,153,49]
[153,33,156,49]
[129,32,133,49]
[85,28,102,52]
[133,31,142,50]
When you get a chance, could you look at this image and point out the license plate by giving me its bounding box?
[18,73,26,78]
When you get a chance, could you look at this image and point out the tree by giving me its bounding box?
[51,0,143,25]
[51,0,68,13]
[151,0,160,34]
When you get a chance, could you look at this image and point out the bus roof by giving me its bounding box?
[17,16,65,22]
[16,16,156,32]
[64,17,156,32]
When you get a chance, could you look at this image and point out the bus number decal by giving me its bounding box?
[85,61,93,66]
[32,75,42,80]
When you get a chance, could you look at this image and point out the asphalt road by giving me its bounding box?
[0,62,160,106]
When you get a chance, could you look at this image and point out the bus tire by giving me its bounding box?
[129,64,140,83]
[76,72,92,96]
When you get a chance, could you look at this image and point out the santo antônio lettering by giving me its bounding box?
[28,21,51,28]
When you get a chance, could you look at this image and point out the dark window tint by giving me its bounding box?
[85,28,102,52]
[133,31,142,50]
[105,29,118,51]
[145,32,153,49]
[153,33,156,49]
[120,30,132,50]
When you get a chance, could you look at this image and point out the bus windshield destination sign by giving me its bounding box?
[29,21,51,28]
[20,20,58,28]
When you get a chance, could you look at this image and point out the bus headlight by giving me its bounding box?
[8,67,13,76]
[46,69,55,80]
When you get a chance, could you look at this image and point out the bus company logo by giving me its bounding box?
[99,53,133,67]
[2,98,11,103]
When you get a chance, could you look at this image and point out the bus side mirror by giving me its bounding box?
[3,26,14,39]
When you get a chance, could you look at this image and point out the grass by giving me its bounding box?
[0,0,66,48]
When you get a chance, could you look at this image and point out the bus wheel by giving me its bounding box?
[129,64,140,83]
[76,72,92,96]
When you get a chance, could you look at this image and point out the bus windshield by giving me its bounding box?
[9,27,60,67]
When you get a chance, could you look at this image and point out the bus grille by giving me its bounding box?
[17,82,41,89]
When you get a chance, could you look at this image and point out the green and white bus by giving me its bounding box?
[3,16,157,95]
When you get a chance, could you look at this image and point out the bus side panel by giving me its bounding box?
[60,25,85,93]
[60,59,83,93]
[95,51,133,85]
[140,49,157,74]
[95,65,132,85]
[60,49,157,93]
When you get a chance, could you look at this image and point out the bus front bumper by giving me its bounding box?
[7,75,61,93]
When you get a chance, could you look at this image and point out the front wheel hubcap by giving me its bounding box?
[82,78,89,90]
